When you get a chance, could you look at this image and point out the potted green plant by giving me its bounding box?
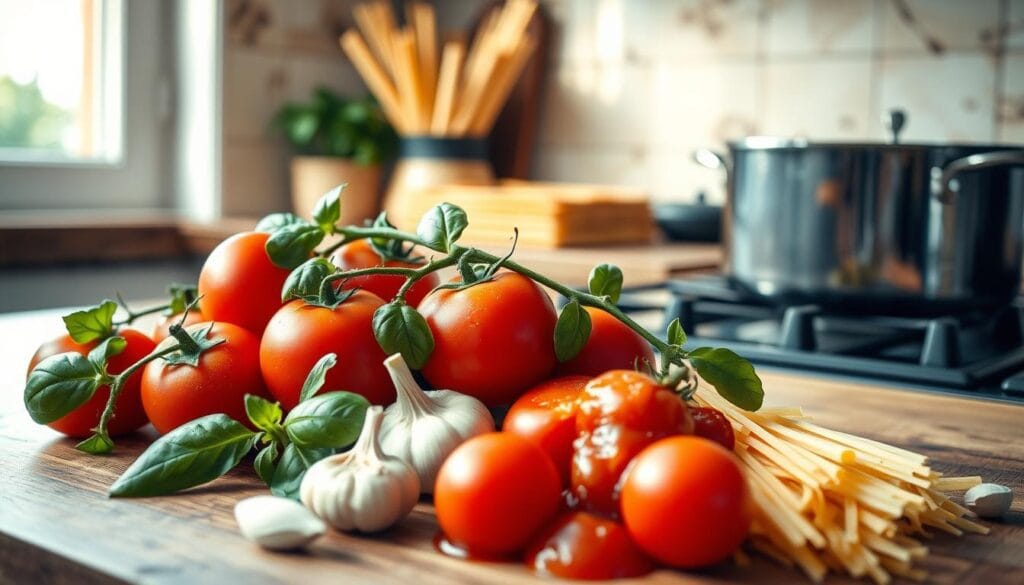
[275,88,398,223]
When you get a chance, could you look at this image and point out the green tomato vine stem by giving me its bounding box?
[310,224,677,361]
[93,344,181,442]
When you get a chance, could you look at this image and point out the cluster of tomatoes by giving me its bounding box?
[434,370,750,579]
[28,228,751,578]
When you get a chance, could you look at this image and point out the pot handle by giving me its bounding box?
[931,150,1024,203]
[691,148,729,171]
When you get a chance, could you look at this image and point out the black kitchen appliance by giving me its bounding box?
[612,275,1024,405]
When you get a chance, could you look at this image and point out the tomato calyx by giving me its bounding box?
[367,212,423,263]
[161,321,227,368]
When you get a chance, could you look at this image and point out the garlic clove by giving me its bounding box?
[234,495,326,550]
[964,483,1013,518]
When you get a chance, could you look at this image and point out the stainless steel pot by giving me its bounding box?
[702,112,1024,313]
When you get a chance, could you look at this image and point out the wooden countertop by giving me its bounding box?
[1,309,1022,585]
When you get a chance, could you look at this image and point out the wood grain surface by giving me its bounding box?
[0,309,1021,585]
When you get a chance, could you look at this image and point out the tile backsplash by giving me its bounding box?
[221,0,1024,216]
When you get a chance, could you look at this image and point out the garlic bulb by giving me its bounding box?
[299,406,420,532]
[378,353,495,493]
[234,495,325,550]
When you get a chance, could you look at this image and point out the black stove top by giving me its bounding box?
[613,276,1024,404]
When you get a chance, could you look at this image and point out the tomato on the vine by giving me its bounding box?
[198,232,291,334]
[572,370,693,517]
[150,310,205,343]
[690,406,736,450]
[555,307,655,377]
[260,290,393,410]
[435,432,562,557]
[620,436,750,568]
[27,329,156,438]
[504,376,589,486]
[141,321,270,434]
[330,239,440,307]
[418,271,557,407]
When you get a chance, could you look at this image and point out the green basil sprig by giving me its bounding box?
[588,264,624,304]
[109,354,368,498]
[553,300,591,363]
[24,336,125,424]
[62,300,118,343]
[372,302,434,369]
[416,202,468,253]
[688,347,764,411]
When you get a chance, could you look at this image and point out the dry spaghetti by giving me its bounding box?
[693,384,987,584]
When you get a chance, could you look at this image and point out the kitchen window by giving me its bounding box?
[0,0,170,211]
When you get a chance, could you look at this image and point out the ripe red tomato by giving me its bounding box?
[150,310,206,343]
[691,406,736,450]
[259,291,392,410]
[27,329,156,438]
[572,370,694,517]
[620,436,750,568]
[141,322,271,434]
[418,271,557,407]
[435,433,562,557]
[504,376,589,486]
[526,512,654,580]
[555,307,655,377]
[330,239,440,307]
[198,232,291,335]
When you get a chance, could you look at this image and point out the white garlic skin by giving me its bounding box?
[377,354,495,493]
[300,406,420,532]
[234,495,325,550]
[964,483,1013,518]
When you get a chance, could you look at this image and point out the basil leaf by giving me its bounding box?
[86,336,126,375]
[281,257,335,301]
[256,212,309,233]
[77,433,114,455]
[24,353,102,424]
[312,184,345,231]
[166,283,199,316]
[244,394,282,432]
[62,300,118,343]
[265,223,325,269]
[689,347,764,411]
[109,414,258,497]
[416,202,468,252]
[299,353,338,403]
[254,443,280,486]
[270,443,332,500]
[553,300,592,363]
[666,318,687,348]
[372,303,434,369]
[284,391,368,449]
[588,264,624,304]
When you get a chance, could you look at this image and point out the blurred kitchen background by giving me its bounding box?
[1,0,1022,312]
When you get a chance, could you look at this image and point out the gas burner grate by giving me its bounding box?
[612,276,1024,403]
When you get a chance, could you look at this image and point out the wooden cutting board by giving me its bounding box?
[0,308,1022,584]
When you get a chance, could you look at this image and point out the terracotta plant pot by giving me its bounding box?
[290,156,383,225]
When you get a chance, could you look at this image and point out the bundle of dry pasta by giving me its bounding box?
[693,385,988,584]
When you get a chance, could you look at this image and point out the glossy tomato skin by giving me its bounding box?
[330,240,440,307]
[418,271,557,407]
[198,232,291,335]
[526,512,654,580]
[141,322,270,434]
[504,376,589,486]
[150,310,206,343]
[691,406,736,450]
[435,433,562,557]
[572,370,694,517]
[621,436,750,568]
[259,291,392,410]
[27,329,156,438]
[555,307,655,377]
